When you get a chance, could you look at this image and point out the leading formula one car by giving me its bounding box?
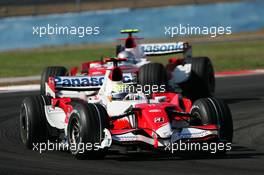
[20,58,233,159]
[40,29,215,100]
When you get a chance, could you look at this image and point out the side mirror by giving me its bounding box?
[154,96,166,102]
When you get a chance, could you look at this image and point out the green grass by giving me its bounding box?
[0,40,263,78]
[0,47,114,78]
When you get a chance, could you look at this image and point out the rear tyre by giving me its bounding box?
[180,57,215,100]
[67,100,109,159]
[40,66,68,95]
[138,63,168,93]
[190,98,233,153]
[20,96,48,149]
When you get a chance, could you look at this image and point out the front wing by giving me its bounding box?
[111,125,218,148]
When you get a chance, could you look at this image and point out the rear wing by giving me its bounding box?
[139,42,192,58]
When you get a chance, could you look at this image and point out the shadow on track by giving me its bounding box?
[101,145,264,162]
[222,98,262,105]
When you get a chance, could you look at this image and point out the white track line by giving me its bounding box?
[0,75,40,83]
[0,84,40,93]
[215,69,264,78]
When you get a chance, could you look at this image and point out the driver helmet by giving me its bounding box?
[117,51,137,64]
[111,82,129,100]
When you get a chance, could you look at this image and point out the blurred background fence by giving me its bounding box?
[0,0,241,17]
[0,0,262,51]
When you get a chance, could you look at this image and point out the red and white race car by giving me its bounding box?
[40,29,215,100]
[20,58,233,159]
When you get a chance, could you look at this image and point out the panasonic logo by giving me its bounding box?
[55,74,133,87]
[141,42,184,53]
[55,76,104,87]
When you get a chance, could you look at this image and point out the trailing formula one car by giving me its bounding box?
[40,29,215,100]
[21,58,233,159]
[116,29,215,100]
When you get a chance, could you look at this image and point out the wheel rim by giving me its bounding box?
[69,117,81,146]
[20,103,29,143]
[191,111,203,125]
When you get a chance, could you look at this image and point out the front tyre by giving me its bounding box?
[190,98,233,154]
[191,97,233,142]
[67,100,109,159]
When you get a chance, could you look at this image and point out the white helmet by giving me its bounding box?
[117,51,136,64]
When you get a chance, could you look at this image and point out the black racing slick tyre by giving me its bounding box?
[190,97,233,143]
[180,57,215,100]
[138,63,168,92]
[20,96,48,149]
[40,66,68,95]
[67,100,109,159]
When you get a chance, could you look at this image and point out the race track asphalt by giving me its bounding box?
[0,74,264,175]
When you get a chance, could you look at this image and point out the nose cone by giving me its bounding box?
[137,104,172,139]
[156,123,172,138]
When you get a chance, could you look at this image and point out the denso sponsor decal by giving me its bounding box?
[140,42,184,54]
[55,74,133,87]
